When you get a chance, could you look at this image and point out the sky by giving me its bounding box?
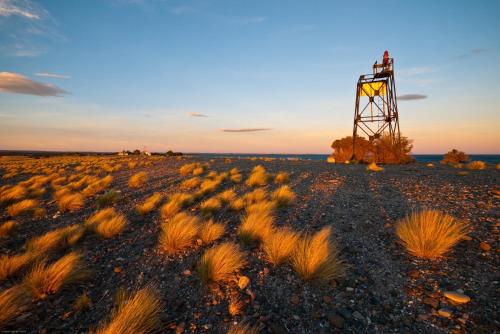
[0,0,499,154]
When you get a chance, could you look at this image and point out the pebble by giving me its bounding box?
[238,276,250,290]
[443,291,470,304]
[113,267,122,273]
[479,242,491,251]
[346,287,354,292]
[290,295,300,305]
[423,297,439,309]
[328,313,345,328]
[183,269,191,276]
[437,308,452,318]
[322,296,332,304]
[352,311,365,324]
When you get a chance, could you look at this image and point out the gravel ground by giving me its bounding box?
[0,157,498,333]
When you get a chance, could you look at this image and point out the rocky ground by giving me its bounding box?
[0,157,498,333]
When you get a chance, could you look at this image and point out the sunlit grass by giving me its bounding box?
[128,172,147,188]
[200,197,222,216]
[227,322,259,334]
[467,160,486,170]
[24,252,88,299]
[0,252,37,281]
[0,220,16,237]
[218,189,236,204]
[239,203,275,245]
[263,228,299,265]
[95,287,162,334]
[274,171,289,184]
[86,208,127,238]
[366,162,384,172]
[245,165,269,187]
[291,226,344,281]
[159,212,199,254]
[57,192,84,212]
[26,224,85,254]
[136,192,162,215]
[0,185,27,204]
[0,285,31,329]
[396,210,468,259]
[6,199,39,217]
[180,177,201,189]
[271,185,295,207]
[199,219,225,245]
[197,242,246,284]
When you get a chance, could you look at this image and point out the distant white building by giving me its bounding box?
[118,151,128,156]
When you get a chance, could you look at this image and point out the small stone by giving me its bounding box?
[346,287,354,292]
[238,276,250,290]
[479,242,491,251]
[423,297,439,309]
[462,236,472,241]
[293,315,300,320]
[443,291,470,304]
[437,308,452,318]
[114,267,122,273]
[328,314,345,328]
[182,269,191,276]
[290,295,300,305]
[352,311,365,323]
[409,270,420,279]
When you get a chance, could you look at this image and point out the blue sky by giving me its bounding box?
[0,0,499,153]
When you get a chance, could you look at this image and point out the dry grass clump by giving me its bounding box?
[291,226,344,281]
[180,177,201,189]
[228,297,246,316]
[218,189,236,204]
[95,287,162,334]
[246,200,276,214]
[128,172,147,188]
[128,161,137,169]
[239,203,275,245]
[199,219,225,245]
[57,192,84,212]
[0,252,38,281]
[245,165,269,187]
[179,162,201,176]
[200,197,222,216]
[136,193,162,215]
[274,172,289,184]
[159,212,199,254]
[198,178,222,195]
[0,285,32,329]
[86,208,127,238]
[26,224,84,254]
[396,210,468,259]
[230,198,246,211]
[0,220,17,237]
[24,252,88,299]
[229,167,242,184]
[366,162,384,172]
[0,185,27,204]
[82,175,113,197]
[243,188,268,205]
[192,166,205,176]
[97,190,120,207]
[227,322,260,334]
[271,185,296,207]
[263,229,299,265]
[467,160,486,170]
[161,193,193,219]
[170,193,193,207]
[197,242,246,284]
[6,199,39,217]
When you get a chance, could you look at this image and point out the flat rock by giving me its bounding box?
[328,314,345,328]
[238,276,250,290]
[443,291,470,304]
[437,308,452,318]
[479,241,491,251]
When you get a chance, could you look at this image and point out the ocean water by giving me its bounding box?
[193,153,500,164]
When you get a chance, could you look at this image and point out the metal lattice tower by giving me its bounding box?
[352,51,401,160]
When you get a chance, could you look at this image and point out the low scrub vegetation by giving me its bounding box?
[198,219,225,245]
[441,149,469,165]
[24,252,88,299]
[57,192,84,212]
[274,172,289,184]
[396,210,468,259]
[159,212,199,254]
[292,226,344,281]
[95,287,162,334]
[200,197,222,216]
[263,228,299,265]
[6,199,39,217]
[366,162,384,172]
[197,242,246,284]
[239,203,275,245]
[97,190,120,208]
[180,177,201,189]
[218,189,236,204]
[0,220,16,237]
[0,252,37,281]
[0,285,32,329]
[26,224,84,254]
[227,322,260,334]
[467,160,486,170]
[128,172,147,188]
[136,192,162,215]
[271,185,295,207]
[245,165,269,187]
[86,208,127,238]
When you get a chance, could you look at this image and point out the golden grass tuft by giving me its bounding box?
[0,220,16,237]
[467,160,486,170]
[396,210,468,259]
[230,198,246,211]
[227,322,260,334]
[218,189,237,204]
[160,201,181,220]
[199,219,225,245]
[228,297,246,316]
[82,175,113,197]
[57,192,84,212]
[243,188,267,205]
[245,165,269,187]
[26,224,85,254]
[274,172,289,184]
[200,197,222,216]
[366,162,384,172]
[97,190,120,207]
[0,285,32,329]
[197,242,246,284]
[230,173,242,183]
[24,252,88,299]
[271,185,296,207]
[95,287,162,334]
[128,172,147,188]
[159,212,199,254]
[192,167,205,176]
[86,208,127,238]
[180,177,201,189]
[291,226,344,281]
[179,162,200,176]
[0,252,38,281]
[0,185,27,204]
[263,228,299,265]
[199,178,221,195]
[136,193,162,215]
[239,204,274,245]
[6,199,39,217]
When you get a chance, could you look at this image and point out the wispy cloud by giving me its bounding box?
[221,128,271,133]
[0,72,67,96]
[233,16,265,25]
[452,48,490,60]
[0,0,44,19]
[35,72,70,79]
[398,94,427,101]
[189,112,208,117]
